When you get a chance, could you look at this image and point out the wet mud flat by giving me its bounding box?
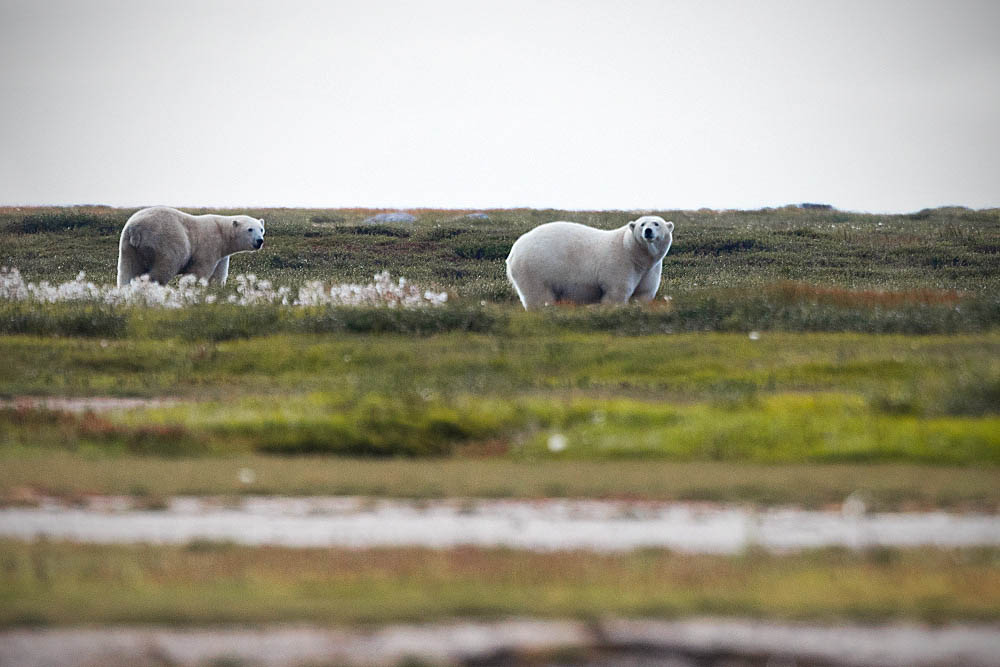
[2,618,998,667]
[1,496,998,553]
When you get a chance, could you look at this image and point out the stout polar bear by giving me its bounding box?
[506,216,673,309]
[117,206,265,287]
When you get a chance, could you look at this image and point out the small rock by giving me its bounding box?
[842,490,868,517]
[364,212,416,224]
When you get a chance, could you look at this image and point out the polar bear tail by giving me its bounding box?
[116,229,146,287]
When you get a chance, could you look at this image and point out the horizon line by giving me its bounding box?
[2,202,997,216]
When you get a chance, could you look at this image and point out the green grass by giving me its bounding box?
[1,332,998,406]
[2,539,997,626]
[514,393,1000,464]
[22,390,991,464]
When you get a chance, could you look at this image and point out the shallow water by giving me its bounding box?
[1,496,998,552]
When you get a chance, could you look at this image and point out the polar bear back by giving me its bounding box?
[507,222,622,300]
[119,207,192,254]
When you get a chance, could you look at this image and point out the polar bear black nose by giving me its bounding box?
[254,239,264,249]
[643,228,654,239]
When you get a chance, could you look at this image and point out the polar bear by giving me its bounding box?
[117,206,265,287]
[505,216,673,309]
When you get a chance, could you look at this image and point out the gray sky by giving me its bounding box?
[1,0,998,212]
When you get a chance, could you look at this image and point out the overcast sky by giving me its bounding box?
[1,0,998,212]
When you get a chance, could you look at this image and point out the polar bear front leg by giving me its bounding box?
[185,258,221,283]
[600,283,633,305]
[208,256,230,286]
[631,263,662,303]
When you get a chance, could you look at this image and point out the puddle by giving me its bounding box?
[1,497,998,553]
[0,396,177,413]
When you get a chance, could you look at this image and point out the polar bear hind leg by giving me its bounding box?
[116,241,147,287]
[507,262,556,309]
[145,254,187,285]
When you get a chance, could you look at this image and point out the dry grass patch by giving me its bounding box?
[2,540,997,626]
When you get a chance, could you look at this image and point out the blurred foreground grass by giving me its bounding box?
[2,539,996,626]
[2,455,997,510]
[1,332,997,464]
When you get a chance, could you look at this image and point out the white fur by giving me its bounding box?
[117,206,265,287]
[505,216,674,309]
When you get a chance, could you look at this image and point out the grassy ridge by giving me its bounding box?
[2,205,998,298]
[2,289,998,339]
[2,205,998,340]
[2,540,997,626]
[3,333,998,408]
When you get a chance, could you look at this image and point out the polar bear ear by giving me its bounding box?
[629,221,636,230]
[232,220,239,227]
[665,221,674,232]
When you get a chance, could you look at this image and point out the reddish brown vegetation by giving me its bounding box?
[769,282,964,308]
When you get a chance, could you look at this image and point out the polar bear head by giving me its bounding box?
[231,216,266,251]
[629,215,673,257]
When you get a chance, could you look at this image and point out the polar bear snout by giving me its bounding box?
[243,219,265,251]
[643,227,655,239]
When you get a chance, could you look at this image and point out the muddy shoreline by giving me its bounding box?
[2,495,999,553]
[2,619,998,667]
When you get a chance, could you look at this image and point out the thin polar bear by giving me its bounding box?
[505,216,674,309]
[117,206,265,287]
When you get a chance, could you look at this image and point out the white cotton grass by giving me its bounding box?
[0,267,448,309]
[295,271,448,308]
[228,274,293,306]
[547,433,568,453]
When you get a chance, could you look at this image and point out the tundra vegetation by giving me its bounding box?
[0,205,998,626]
